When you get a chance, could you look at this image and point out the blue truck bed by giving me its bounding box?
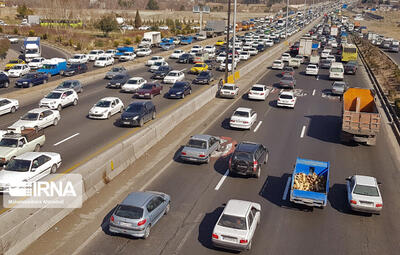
[289,158,330,207]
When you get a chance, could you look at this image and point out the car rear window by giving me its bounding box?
[233,152,252,161]
[233,111,249,117]
[187,139,206,149]
[218,214,247,230]
[251,86,264,91]
[115,205,143,219]
[280,94,293,99]
[353,185,379,197]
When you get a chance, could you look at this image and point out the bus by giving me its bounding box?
[341,43,357,62]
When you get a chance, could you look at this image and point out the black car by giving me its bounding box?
[166,81,192,99]
[151,66,173,79]
[15,72,48,88]
[63,63,88,76]
[273,37,280,44]
[290,42,300,56]
[228,142,269,178]
[344,61,357,75]
[0,73,10,88]
[178,54,194,64]
[107,74,130,89]
[256,44,266,52]
[118,101,156,127]
[320,59,331,69]
[193,71,214,84]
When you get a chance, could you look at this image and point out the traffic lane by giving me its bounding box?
[385,50,400,66]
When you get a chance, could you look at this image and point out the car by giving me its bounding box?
[215,40,225,46]
[161,43,175,51]
[193,71,214,84]
[108,191,170,238]
[138,26,150,30]
[346,175,383,214]
[305,64,319,75]
[177,53,194,64]
[272,59,284,70]
[151,65,172,79]
[119,52,136,62]
[7,64,30,78]
[256,44,266,52]
[239,51,251,61]
[248,84,270,100]
[388,45,399,53]
[146,56,165,66]
[107,74,130,89]
[0,98,19,116]
[7,37,19,44]
[56,80,83,93]
[28,57,46,69]
[170,50,185,59]
[218,59,237,72]
[135,83,163,99]
[216,53,227,63]
[344,61,357,75]
[204,45,216,54]
[166,81,192,99]
[279,75,296,88]
[87,50,105,61]
[180,134,221,163]
[0,72,10,88]
[88,97,124,119]
[247,48,258,56]
[265,39,274,47]
[68,54,88,64]
[105,66,127,79]
[150,61,169,72]
[0,152,62,193]
[9,108,61,131]
[331,81,348,96]
[321,49,331,58]
[190,45,202,52]
[94,56,114,67]
[320,59,332,69]
[104,49,118,58]
[288,58,301,68]
[39,89,78,111]
[121,77,147,93]
[15,72,48,88]
[290,43,299,55]
[295,55,305,64]
[63,63,88,76]
[163,70,185,84]
[326,55,336,63]
[228,141,268,177]
[136,48,152,57]
[219,83,239,98]
[189,63,208,74]
[4,59,25,71]
[229,107,257,130]
[118,101,156,127]
[277,90,297,108]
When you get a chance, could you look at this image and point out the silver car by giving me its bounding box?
[105,66,127,79]
[180,134,221,164]
[109,191,171,238]
[212,199,261,251]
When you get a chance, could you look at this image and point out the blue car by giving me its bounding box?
[166,81,192,99]
[15,72,48,88]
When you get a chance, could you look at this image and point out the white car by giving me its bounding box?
[121,77,147,93]
[159,25,169,30]
[189,49,201,56]
[272,60,285,70]
[212,199,261,251]
[94,56,114,67]
[191,45,203,52]
[230,107,257,130]
[281,53,291,62]
[0,152,62,193]
[150,61,168,72]
[216,53,227,63]
[170,50,185,59]
[104,49,118,58]
[346,175,383,215]
[306,64,319,75]
[146,56,164,66]
[7,64,30,78]
[239,51,250,61]
[163,70,185,84]
[277,90,297,108]
[219,60,237,72]
[119,52,136,62]
[8,37,19,44]
[39,89,78,111]
[88,97,124,119]
[321,49,331,58]
[0,98,19,116]
[295,55,305,64]
[138,26,150,30]
[219,83,239,98]
[87,50,105,61]
[136,48,152,57]
[204,45,216,54]
[9,108,61,131]
[248,48,258,56]
[326,55,336,63]
[68,54,88,64]
[242,43,252,50]
[28,57,45,69]
[265,40,274,47]
[248,84,270,100]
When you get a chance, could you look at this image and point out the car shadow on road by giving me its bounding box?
[317,74,330,81]
[221,118,231,130]
[213,155,229,176]
[305,115,348,145]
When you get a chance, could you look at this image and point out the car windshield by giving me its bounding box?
[173,50,181,53]
[128,79,139,84]
[95,101,111,108]
[222,85,234,90]
[22,74,35,79]
[31,59,41,63]
[9,60,19,64]
[113,75,125,80]
[251,86,264,91]
[218,214,247,230]
[173,83,186,89]
[12,65,22,70]
[4,159,31,172]
[123,52,131,56]
[280,94,293,99]
[282,76,293,81]
[151,57,159,60]
[308,65,317,69]
[45,92,62,99]
[142,84,153,90]
[98,57,106,61]
[111,67,122,72]
[187,139,207,149]
[115,205,144,219]
[73,55,82,59]
[169,72,178,77]
[155,62,163,66]
[194,64,203,67]
[126,104,143,113]
[198,72,209,77]
[353,184,380,197]
[0,138,18,148]
[330,68,343,72]
[273,61,281,64]
[21,112,39,120]
[58,81,73,88]
[0,99,10,106]
[233,111,249,117]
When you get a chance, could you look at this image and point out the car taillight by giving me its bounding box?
[291,99,295,102]
[181,151,186,155]
[253,161,258,171]
[230,119,235,123]
[199,154,206,158]
[350,200,357,204]
[376,203,382,208]
[137,219,147,226]
[260,93,264,95]
[212,233,219,239]
[240,239,248,244]
[110,215,114,222]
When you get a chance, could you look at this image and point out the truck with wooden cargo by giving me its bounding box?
[204,20,225,38]
[299,37,313,57]
[340,88,381,145]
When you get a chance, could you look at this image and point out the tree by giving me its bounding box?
[0,38,10,60]
[179,5,185,11]
[135,10,142,28]
[16,4,34,19]
[96,15,118,37]
[146,0,159,10]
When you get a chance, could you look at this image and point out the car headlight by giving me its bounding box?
[176,91,183,94]
[133,116,139,120]
[116,83,120,85]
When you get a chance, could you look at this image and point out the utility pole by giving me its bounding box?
[232,0,237,79]
[304,0,307,27]
[285,0,289,38]
[224,0,231,83]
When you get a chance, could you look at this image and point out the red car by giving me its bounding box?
[135,83,163,99]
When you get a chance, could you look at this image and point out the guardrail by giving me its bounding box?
[364,12,384,20]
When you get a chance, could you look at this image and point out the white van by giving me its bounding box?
[329,62,344,80]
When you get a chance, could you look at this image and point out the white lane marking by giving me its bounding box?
[71,228,102,255]
[283,176,291,200]
[300,125,306,138]
[312,89,316,96]
[316,75,319,80]
[53,133,80,146]
[253,121,262,133]
[175,213,203,254]
[215,169,229,190]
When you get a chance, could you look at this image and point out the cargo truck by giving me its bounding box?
[24,37,41,62]
[309,49,320,64]
[38,58,67,77]
[289,158,330,208]
[205,20,225,38]
[115,46,134,57]
[139,32,161,48]
[330,25,338,37]
[299,37,313,57]
[340,88,381,145]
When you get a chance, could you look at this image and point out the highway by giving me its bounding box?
[384,50,400,66]
[21,50,400,254]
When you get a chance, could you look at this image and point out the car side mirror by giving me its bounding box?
[39,117,44,120]
[377,181,382,185]
[345,177,351,181]
[31,168,37,172]
[234,144,238,147]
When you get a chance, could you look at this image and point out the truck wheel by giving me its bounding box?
[50,164,57,174]
[34,144,40,152]
[10,106,16,113]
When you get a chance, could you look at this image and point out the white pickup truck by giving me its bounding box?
[0,128,45,165]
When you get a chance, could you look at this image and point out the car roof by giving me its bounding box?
[252,84,266,88]
[353,175,377,186]
[99,97,119,101]
[190,134,213,141]
[29,108,50,113]
[121,192,154,207]
[235,107,252,112]
[52,88,74,93]
[236,141,260,153]
[280,90,294,96]
[223,199,252,217]
[129,77,143,80]
[15,152,46,160]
